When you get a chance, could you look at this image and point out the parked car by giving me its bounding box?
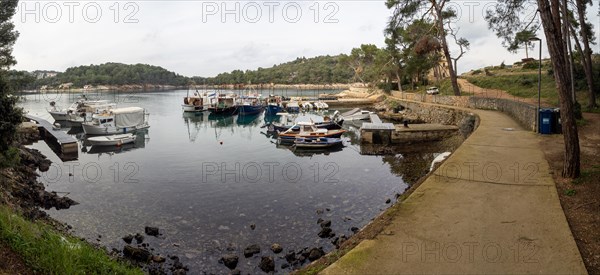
[426,87,439,95]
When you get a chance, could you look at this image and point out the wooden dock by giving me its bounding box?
[25,114,78,161]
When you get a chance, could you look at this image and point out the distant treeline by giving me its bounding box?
[14,56,355,90]
[28,63,189,89]
[192,55,354,85]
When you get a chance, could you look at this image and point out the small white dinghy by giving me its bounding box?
[87,133,135,146]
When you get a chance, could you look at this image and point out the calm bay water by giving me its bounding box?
[19,89,452,273]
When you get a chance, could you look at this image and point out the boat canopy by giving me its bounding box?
[111,107,145,128]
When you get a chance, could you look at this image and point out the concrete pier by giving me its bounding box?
[25,114,78,161]
[360,114,459,144]
[392,123,459,144]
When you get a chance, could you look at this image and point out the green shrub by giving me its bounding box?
[519,76,534,87]
[523,61,539,70]
[0,147,20,168]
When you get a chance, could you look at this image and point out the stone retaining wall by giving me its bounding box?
[391,91,537,131]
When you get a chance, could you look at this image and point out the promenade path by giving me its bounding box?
[321,100,586,274]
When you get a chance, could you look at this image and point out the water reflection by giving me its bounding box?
[17,90,462,273]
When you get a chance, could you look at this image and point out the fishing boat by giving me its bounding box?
[265,95,284,115]
[286,101,300,113]
[47,97,112,121]
[236,95,264,115]
[208,93,237,115]
[82,107,150,135]
[182,90,205,112]
[293,137,343,149]
[267,111,343,132]
[341,108,373,121]
[67,101,117,124]
[86,133,135,146]
[277,121,346,143]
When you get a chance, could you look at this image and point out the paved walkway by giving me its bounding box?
[322,103,586,274]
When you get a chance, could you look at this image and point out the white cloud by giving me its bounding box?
[10,1,600,77]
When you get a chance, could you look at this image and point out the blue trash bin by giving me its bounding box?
[539,109,553,134]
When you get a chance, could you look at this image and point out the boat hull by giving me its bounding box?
[208,106,237,115]
[238,105,263,115]
[294,137,343,149]
[87,134,135,146]
[49,111,69,121]
[82,123,149,135]
[278,130,346,143]
[182,104,204,112]
[269,120,343,132]
[265,105,283,115]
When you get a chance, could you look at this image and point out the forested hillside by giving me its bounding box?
[192,55,354,85]
[35,63,188,88]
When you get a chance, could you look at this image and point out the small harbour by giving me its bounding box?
[19,89,460,273]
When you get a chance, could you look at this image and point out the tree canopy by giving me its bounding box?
[0,0,22,167]
[35,63,189,88]
[192,55,354,85]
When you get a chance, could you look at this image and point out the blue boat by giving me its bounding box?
[236,95,264,115]
[265,95,284,116]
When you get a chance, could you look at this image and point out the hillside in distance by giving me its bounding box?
[35,63,189,88]
[192,55,354,85]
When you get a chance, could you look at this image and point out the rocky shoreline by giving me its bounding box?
[3,129,190,274]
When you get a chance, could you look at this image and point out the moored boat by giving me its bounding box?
[265,95,284,115]
[286,101,300,113]
[208,93,237,115]
[277,121,346,143]
[82,107,150,135]
[341,108,373,121]
[293,137,343,149]
[236,95,264,115]
[86,133,136,146]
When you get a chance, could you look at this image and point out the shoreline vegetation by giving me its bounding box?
[0,140,142,274]
[23,83,354,93]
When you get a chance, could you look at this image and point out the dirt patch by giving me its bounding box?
[0,242,33,275]
[540,112,600,274]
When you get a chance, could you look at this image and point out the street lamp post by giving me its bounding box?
[529,37,542,133]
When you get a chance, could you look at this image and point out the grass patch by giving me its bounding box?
[464,66,597,107]
[565,189,577,196]
[0,206,142,275]
[466,74,557,100]
[572,167,600,185]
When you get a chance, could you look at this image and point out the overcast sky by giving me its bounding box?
[11,0,600,77]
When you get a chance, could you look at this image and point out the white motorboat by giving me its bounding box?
[82,107,150,135]
[47,98,113,121]
[87,133,136,146]
[314,101,329,110]
[301,102,313,110]
[67,101,117,124]
[341,108,373,121]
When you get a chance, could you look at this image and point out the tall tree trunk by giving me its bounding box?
[395,71,403,92]
[575,0,597,108]
[537,0,581,178]
[525,42,529,59]
[433,3,460,96]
